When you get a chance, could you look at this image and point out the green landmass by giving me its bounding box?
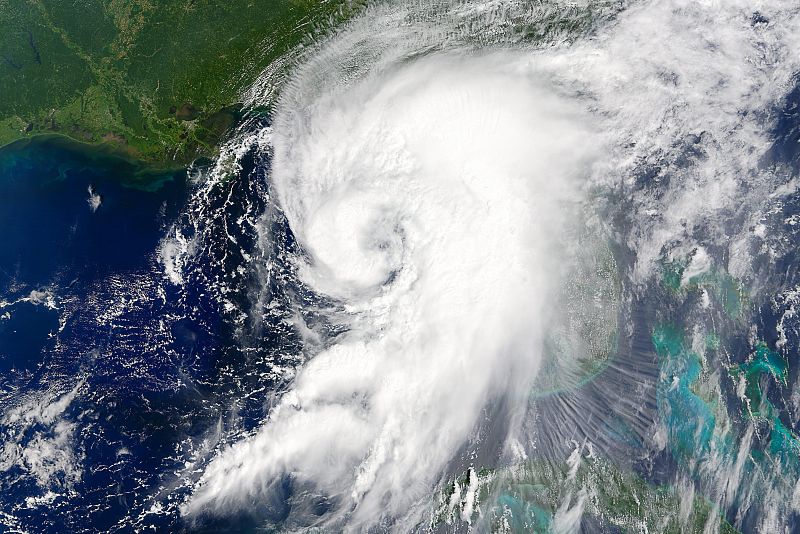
[0,0,362,165]
[434,459,740,533]
[536,230,620,396]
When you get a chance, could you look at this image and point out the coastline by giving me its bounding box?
[0,133,190,191]
[0,100,244,172]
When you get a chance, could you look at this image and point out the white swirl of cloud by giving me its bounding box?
[184,0,800,529]
[185,10,601,534]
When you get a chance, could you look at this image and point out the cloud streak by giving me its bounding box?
[184,0,800,529]
[186,29,599,534]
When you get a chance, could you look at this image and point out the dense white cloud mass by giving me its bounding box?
[186,49,599,529]
[185,0,800,529]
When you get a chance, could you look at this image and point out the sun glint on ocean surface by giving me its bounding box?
[3,0,800,532]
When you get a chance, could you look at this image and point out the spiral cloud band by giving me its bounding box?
[184,0,800,530]
[186,45,599,527]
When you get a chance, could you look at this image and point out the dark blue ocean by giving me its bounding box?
[0,134,303,532]
[0,75,799,532]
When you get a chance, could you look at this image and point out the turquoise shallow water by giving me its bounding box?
[1,64,800,531]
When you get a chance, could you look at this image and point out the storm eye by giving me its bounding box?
[11,0,790,531]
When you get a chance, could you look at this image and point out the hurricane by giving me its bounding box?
[180,0,800,530]
[4,0,800,531]
[186,48,601,529]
